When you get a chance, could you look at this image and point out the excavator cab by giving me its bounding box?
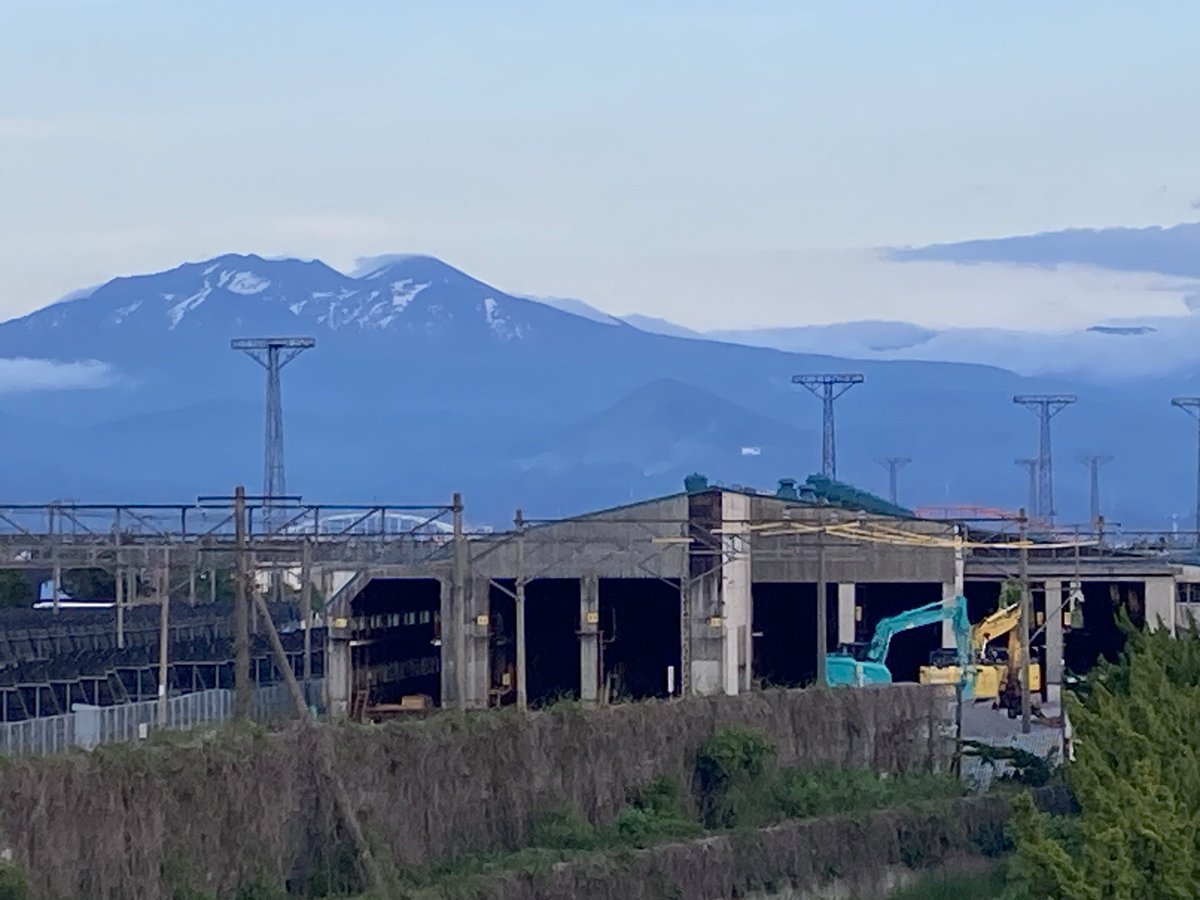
[833,641,871,661]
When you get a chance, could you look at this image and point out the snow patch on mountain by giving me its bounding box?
[168,284,211,329]
[224,271,270,295]
[113,300,142,324]
[391,279,429,313]
[482,297,526,340]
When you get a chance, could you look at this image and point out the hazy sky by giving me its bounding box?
[3,1,1199,330]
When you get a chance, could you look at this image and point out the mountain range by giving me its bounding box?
[2,243,1200,530]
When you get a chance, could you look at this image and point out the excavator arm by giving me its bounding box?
[972,603,1022,653]
[867,596,971,670]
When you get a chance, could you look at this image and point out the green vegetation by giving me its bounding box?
[961,740,1059,789]
[889,866,1008,899]
[1009,624,1200,898]
[0,862,28,900]
[0,571,33,609]
[772,767,962,820]
[696,724,963,829]
[398,728,965,898]
[695,724,779,828]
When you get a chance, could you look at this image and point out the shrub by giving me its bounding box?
[695,727,778,829]
[0,863,27,900]
[772,769,962,821]
[615,778,702,847]
[527,808,599,851]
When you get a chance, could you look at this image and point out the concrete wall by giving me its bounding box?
[1145,576,1175,632]
[467,496,691,581]
[749,505,955,585]
[0,685,956,900]
[432,798,1012,900]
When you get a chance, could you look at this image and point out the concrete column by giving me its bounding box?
[464,577,491,709]
[580,574,600,703]
[721,492,751,696]
[837,584,856,646]
[1144,577,1175,633]
[1044,580,1064,705]
[941,582,959,649]
[438,578,461,708]
[325,637,351,720]
[689,572,723,696]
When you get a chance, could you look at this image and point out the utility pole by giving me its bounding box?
[452,493,468,710]
[234,485,252,721]
[231,337,315,533]
[1013,394,1077,526]
[114,516,125,650]
[1173,397,1200,547]
[874,456,911,506]
[156,547,171,727]
[301,536,313,689]
[514,509,528,712]
[1014,459,1038,523]
[815,519,828,687]
[793,373,864,480]
[1018,508,1032,735]
[1078,454,1113,532]
[49,504,61,616]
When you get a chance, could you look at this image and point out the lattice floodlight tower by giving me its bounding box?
[793,374,864,480]
[1077,454,1113,530]
[1014,458,1038,523]
[874,456,911,506]
[231,337,316,531]
[1013,394,1077,526]
[1172,397,1200,545]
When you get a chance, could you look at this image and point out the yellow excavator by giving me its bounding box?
[919,602,1041,701]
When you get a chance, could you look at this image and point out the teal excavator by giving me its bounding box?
[826,594,973,696]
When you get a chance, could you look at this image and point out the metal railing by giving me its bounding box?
[0,680,324,756]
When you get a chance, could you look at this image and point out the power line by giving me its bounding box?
[1013,394,1077,525]
[792,374,864,480]
[231,337,315,532]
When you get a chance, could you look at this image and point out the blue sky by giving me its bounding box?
[2,1,1199,329]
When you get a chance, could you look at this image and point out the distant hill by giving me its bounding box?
[0,251,1193,528]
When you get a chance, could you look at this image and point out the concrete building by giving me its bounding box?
[321,478,1198,719]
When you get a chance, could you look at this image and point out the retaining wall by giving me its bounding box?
[458,797,1012,900]
[0,685,956,900]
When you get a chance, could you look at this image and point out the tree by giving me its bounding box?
[1010,624,1200,898]
[61,568,116,601]
[0,570,33,608]
[195,567,237,604]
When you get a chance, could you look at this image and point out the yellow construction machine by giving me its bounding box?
[919,602,1041,701]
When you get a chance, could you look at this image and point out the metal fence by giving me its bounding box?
[0,680,324,756]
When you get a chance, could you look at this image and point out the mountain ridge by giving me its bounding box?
[0,250,1188,528]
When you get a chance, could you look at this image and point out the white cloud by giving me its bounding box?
[511,248,1194,332]
[0,359,115,393]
